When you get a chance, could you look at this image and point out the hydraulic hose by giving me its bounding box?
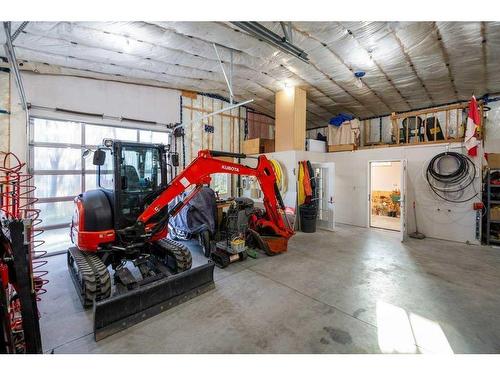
[425,151,477,203]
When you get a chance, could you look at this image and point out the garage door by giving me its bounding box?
[30,117,169,255]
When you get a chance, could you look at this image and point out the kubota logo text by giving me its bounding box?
[222,165,239,172]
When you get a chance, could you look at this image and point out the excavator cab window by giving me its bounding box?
[120,145,162,193]
[117,145,164,226]
[97,148,114,190]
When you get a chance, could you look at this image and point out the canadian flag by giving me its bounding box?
[464,96,481,157]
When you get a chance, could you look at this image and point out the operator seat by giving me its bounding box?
[123,165,140,190]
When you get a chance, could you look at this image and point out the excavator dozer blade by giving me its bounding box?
[93,261,215,341]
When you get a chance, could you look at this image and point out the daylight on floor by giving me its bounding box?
[1,1,500,374]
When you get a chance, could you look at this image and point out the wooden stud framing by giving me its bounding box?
[445,110,449,139]
[433,115,437,142]
[423,113,428,142]
[181,96,246,162]
[405,115,409,144]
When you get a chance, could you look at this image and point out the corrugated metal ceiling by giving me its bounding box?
[1,21,499,128]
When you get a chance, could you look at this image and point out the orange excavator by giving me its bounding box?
[67,139,294,340]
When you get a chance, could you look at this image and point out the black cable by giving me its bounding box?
[425,151,478,203]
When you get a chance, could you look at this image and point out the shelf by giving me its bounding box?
[490,201,500,205]
[490,220,500,224]
[488,239,500,245]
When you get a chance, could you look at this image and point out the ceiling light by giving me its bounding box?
[367,49,375,67]
[284,82,294,96]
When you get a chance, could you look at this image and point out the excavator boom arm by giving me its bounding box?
[138,150,292,239]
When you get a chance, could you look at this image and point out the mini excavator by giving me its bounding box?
[68,139,294,340]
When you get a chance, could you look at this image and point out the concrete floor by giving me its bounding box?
[371,215,400,231]
[39,225,500,354]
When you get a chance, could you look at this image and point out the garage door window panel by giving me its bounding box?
[34,175,82,199]
[34,147,82,171]
[33,119,81,144]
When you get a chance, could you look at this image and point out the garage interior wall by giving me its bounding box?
[264,145,481,245]
[331,143,482,244]
[177,92,246,196]
[0,69,9,154]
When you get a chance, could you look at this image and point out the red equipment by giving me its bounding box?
[73,149,293,253]
[68,141,294,340]
[1,152,44,354]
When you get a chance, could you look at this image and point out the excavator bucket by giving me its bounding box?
[93,261,215,341]
[261,235,289,254]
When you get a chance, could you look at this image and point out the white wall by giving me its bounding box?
[328,143,482,245]
[249,144,481,244]
[24,73,181,125]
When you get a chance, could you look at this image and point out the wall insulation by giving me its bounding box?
[175,93,246,196]
[0,70,9,153]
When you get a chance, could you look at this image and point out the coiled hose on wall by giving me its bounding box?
[269,159,286,193]
[425,151,478,203]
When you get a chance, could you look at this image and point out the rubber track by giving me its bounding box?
[68,248,111,307]
[154,238,192,272]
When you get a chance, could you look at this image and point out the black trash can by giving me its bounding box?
[299,204,317,233]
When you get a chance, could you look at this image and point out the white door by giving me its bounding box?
[311,162,335,231]
[400,159,408,242]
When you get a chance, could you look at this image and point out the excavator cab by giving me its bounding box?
[92,140,170,230]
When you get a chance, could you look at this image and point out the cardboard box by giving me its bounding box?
[488,153,500,169]
[328,144,356,153]
[491,206,500,221]
[243,138,275,155]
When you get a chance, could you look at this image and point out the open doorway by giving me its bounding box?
[369,161,402,231]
